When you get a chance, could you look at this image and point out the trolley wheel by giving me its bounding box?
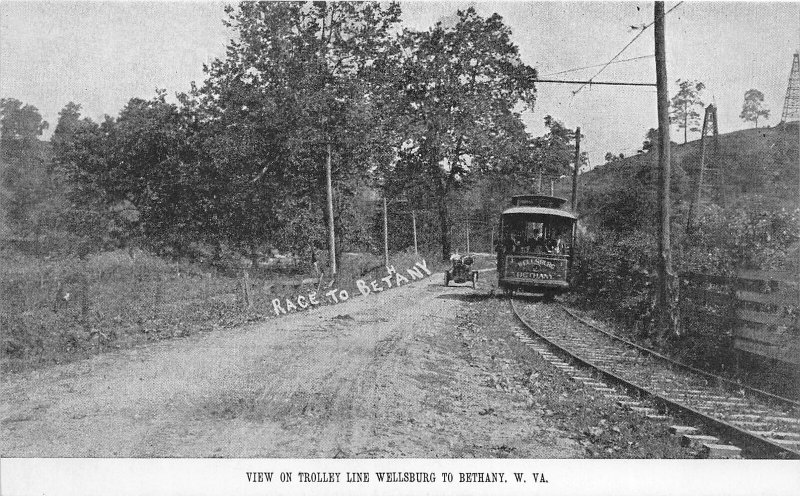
[444,272,450,286]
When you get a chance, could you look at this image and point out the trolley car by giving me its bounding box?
[496,195,577,298]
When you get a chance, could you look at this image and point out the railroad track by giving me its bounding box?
[510,297,800,459]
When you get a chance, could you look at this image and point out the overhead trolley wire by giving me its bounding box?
[572,1,684,95]
[540,54,654,77]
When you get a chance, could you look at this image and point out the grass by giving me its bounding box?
[0,246,457,374]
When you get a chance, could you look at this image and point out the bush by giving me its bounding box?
[572,229,657,332]
[571,203,798,371]
[680,203,800,274]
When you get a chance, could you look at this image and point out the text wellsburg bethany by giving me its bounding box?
[291,472,507,483]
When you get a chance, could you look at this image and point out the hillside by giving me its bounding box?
[576,121,799,228]
[579,122,800,221]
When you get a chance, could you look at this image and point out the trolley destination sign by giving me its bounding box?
[503,255,567,281]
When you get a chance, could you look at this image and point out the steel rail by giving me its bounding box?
[509,298,800,459]
[558,304,800,410]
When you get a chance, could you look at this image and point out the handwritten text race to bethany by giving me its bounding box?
[271,260,432,316]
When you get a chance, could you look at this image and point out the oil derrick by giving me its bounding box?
[780,52,800,123]
[686,104,720,234]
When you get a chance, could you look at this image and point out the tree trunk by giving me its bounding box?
[683,104,688,144]
[437,180,451,262]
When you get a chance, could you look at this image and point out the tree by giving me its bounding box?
[0,98,53,245]
[740,89,770,128]
[192,1,403,263]
[53,93,206,255]
[0,98,48,145]
[531,116,578,182]
[394,7,537,260]
[669,79,705,144]
[639,127,658,154]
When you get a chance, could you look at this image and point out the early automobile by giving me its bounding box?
[445,254,478,288]
[496,194,577,299]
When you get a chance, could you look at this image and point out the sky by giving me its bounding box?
[1,1,798,165]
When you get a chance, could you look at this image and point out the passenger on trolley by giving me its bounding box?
[528,229,545,253]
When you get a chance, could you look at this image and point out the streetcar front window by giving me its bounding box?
[501,214,574,256]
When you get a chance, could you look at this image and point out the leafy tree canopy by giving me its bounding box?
[639,127,658,154]
[740,88,770,128]
[392,6,537,259]
[191,1,403,259]
[669,79,705,144]
[0,98,49,146]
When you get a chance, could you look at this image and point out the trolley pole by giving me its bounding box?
[326,142,337,277]
[571,126,581,211]
[655,1,678,340]
[538,169,543,194]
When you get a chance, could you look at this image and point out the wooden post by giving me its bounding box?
[326,142,337,277]
[80,259,90,333]
[153,273,164,320]
[655,1,678,340]
[242,271,252,312]
[571,126,581,211]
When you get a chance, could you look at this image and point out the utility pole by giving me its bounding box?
[654,1,677,340]
[465,221,470,253]
[383,197,389,267]
[411,211,418,258]
[571,126,581,211]
[325,142,336,277]
[550,179,554,196]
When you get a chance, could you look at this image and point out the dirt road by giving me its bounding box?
[1,272,578,458]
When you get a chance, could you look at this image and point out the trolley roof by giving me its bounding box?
[501,206,577,220]
[503,195,576,220]
[511,195,568,208]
